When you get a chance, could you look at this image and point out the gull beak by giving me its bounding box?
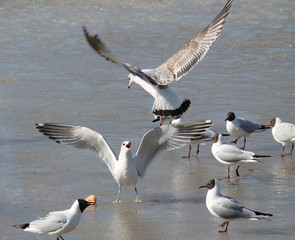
[128,82,132,89]
[199,185,207,189]
[224,117,228,121]
[264,123,271,127]
[126,142,131,149]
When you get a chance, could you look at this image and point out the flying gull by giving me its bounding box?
[83,0,233,125]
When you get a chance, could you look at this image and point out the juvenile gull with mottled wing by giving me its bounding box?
[83,0,233,125]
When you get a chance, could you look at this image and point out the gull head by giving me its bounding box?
[225,112,235,121]
[265,117,279,128]
[199,179,216,190]
[211,133,219,143]
[77,199,92,212]
[121,141,131,150]
[128,74,135,88]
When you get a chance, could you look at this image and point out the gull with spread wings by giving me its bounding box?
[83,0,232,125]
[36,120,213,202]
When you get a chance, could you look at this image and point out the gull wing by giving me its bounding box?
[210,196,255,219]
[214,144,256,163]
[36,123,117,173]
[27,212,67,234]
[135,120,213,177]
[154,0,232,84]
[83,26,158,86]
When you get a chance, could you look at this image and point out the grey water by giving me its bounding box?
[0,0,294,239]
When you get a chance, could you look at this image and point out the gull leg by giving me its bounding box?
[60,236,64,240]
[219,221,229,233]
[285,144,294,156]
[240,138,246,150]
[182,144,192,158]
[278,146,285,158]
[235,166,240,177]
[231,137,240,144]
[226,167,231,179]
[134,185,142,202]
[114,185,122,203]
[160,117,163,126]
[193,144,200,157]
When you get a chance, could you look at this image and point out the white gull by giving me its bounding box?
[199,179,272,232]
[225,112,270,149]
[36,120,213,202]
[83,0,232,125]
[211,134,270,178]
[13,199,92,240]
[266,117,295,157]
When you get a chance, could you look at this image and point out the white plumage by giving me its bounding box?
[36,120,213,202]
[83,0,232,124]
[199,179,272,232]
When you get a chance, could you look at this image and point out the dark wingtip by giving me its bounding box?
[13,223,29,229]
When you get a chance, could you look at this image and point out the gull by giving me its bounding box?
[182,131,230,158]
[211,134,270,178]
[199,179,272,232]
[82,0,232,125]
[36,120,213,202]
[225,112,270,149]
[265,117,295,157]
[182,130,216,158]
[13,199,92,240]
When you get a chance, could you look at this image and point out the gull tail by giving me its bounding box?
[253,155,271,158]
[13,223,30,229]
[255,124,271,133]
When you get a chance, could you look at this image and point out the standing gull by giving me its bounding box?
[265,117,295,157]
[199,179,272,232]
[83,0,232,125]
[211,134,270,178]
[13,199,93,240]
[36,120,213,202]
[225,112,270,149]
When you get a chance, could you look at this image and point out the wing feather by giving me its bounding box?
[135,120,213,176]
[155,0,232,84]
[36,123,117,172]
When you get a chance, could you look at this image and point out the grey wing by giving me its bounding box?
[135,120,213,176]
[29,212,67,234]
[36,123,117,172]
[214,144,254,163]
[238,118,261,133]
[211,196,253,219]
[82,26,158,86]
[154,0,232,85]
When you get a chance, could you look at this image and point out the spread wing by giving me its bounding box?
[135,120,213,177]
[82,26,158,86]
[35,123,117,172]
[154,0,232,84]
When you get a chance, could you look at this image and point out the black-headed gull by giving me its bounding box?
[265,117,295,157]
[13,199,92,240]
[83,0,232,125]
[199,179,272,232]
[225,112,270,149]
[211,134,270,178]
[36,120,213,202]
